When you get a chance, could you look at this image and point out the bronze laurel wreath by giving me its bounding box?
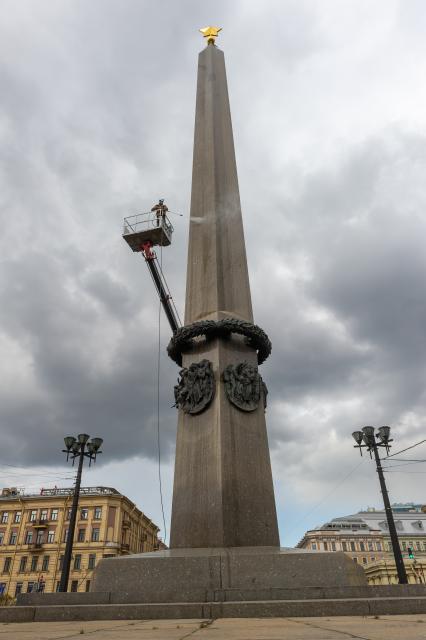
[167,318,271,367]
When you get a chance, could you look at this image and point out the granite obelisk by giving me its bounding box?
[88,31,367,603]
[169,35,279,548]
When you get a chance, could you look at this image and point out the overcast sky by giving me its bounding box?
[1,0,426,546]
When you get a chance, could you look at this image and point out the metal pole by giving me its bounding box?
[372,443,408,584]
[59,446,85,592]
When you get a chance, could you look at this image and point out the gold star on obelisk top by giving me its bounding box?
[199,26,222,45]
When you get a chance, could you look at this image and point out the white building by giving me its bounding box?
[297,504,426,583]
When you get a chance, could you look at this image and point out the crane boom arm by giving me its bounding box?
[141,242,180,334]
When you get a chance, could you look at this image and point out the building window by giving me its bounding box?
[311,542,317,550]
[40,509,48,522]
[342,541,347,551]
[41,556,50,571]
[29,510,37,522]
[14,511,21,523]
[36,530,44,544]
[0,532,4,545]
[371,557,375,562]
[91,528,100,542]
[15,582,23,596]
[362,557,367,564]
[353,557,358,563]
[51,509,58,521]
[331,542,336,551]
[416,541,421,551]
[37,580,45,593]
[94,507,102,520]
[377,542,382,551]
[323,542,328,551]
[25,531,33,544]
[0,583,6,595]
[1,513,8,524]
[3,557,11,573]
[77,529,85,542]
[368,541,374,551]
[74,554,81,570]
[19,557,28,573]
[31,556,38,572]
[9,532,17,545]
[47,531,55,543]
[59,555,64,571]
[88,554,96,570]
[360,541,365,551]
[402,541,407,551]
[71,580,78,592]
[81,508,89,521]
[350,541,355,552]
[85,580,91,592]
[27,582,35,593]
[66,508,72,521]
[63,529,69,543]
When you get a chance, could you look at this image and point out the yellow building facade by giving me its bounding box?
[0,486,162,596]
[365,558,426,585]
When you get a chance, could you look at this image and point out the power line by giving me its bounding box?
[0,462,69,471]
[0,467,72,476]
[0,471,68,476]
[385,458,426,462]
[384,439,426,459]
[384,470,426,474]
[285,458,366,537]
[382,460,426,469]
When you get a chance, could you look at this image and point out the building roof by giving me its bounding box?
[297,505,426,547]
[0,486,122,500]
[316,508,426,535]
[0,485,161,533]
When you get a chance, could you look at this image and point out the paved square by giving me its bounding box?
[1,615,426,640]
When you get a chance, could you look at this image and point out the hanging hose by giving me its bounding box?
[156,240,167,545]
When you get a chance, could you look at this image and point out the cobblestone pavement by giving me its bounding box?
[1,615,426,640]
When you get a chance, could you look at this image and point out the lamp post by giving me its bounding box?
[58,434,103,592]
[352,426,407,584]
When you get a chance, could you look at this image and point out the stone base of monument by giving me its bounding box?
[91,546,368,601]
[8,547,426,622]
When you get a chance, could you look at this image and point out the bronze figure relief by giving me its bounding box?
[223,362,267,412]
[174,359,215,414]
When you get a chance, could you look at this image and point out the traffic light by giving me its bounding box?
[407,547,415,559]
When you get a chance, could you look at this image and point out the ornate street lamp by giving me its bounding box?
[58,434,103,592]
[352,426,407,584]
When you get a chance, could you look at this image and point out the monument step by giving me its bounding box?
[6,596,426,623]
[17,583,426,607]
[211,584,426,602]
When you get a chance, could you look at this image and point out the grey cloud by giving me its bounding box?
[255,130,426,486]
[1,0,426,530]
[82,270,138,319]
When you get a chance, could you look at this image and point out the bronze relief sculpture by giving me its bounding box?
[174,359,215,414]
[223,362,267,412]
